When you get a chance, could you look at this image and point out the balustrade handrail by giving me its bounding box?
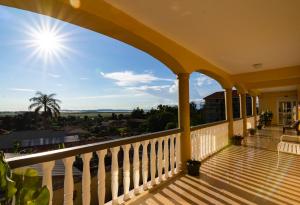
[7,128,182,169]
[190,120,228,132]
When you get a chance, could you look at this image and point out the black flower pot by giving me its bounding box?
[231,135,243,146]
[187,160,201,176]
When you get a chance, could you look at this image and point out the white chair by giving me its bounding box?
[277,135,300,167]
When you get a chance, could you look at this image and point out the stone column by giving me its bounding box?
[225,88,233,138]
[178,73,191,168]
[240,93,247,137]
[252,95,257,127]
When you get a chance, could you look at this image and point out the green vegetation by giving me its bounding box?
[259,111,273,127]
[0,90,205,152]
[0,152,49,205]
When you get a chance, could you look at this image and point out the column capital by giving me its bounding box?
[177,73,190,80]
[224,87,233,91]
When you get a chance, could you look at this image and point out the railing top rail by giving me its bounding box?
[246,115,255,118]
[6,128,182,169]
[190,120,228,132]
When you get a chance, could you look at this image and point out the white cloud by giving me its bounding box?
[100,71,172,86]
[168,80,178,93]
[56,84,63,87]
[74,93,146,100]
[127,85,170,91]
[190,98,205,103]
[196,75,213,87]
[8,88,35,92]
[48,73,61,78]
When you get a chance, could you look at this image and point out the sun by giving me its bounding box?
[34,30,61,53]
[23,18,71,63]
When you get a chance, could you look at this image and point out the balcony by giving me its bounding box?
[5,117,264,205]
[130,140,300,205]
[1,1,300,205]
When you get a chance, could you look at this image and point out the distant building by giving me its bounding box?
[203,90,252,123]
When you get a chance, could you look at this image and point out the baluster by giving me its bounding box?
[122,144,131,201]
[42,161,55,205]
[150,139,157,186]
[63,156,75,205]
[170,135,175,175]
[196,131,201,160]
[175,134,181,173]
[110,146,120,205]
[157,137,163,181]
[191,132,194,159]
[164,136,169,179]
[205,132,208,157]
[199,131,203,159]
[133,142,140,195]
[96,149,107,205]
[81,153,92,205]
[142,140,149,190]
[202,131,206,158]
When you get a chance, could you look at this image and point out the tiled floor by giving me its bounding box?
[130,127,300,205]
[245,126,298,151]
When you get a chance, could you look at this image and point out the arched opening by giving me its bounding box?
[232,87,241,119]
[189,72,226,126]
[0,5,180,147]
[246,94,253,116]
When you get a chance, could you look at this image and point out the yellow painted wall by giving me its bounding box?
[259,90,298,125]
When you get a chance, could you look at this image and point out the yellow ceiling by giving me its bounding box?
[106,0,300,74]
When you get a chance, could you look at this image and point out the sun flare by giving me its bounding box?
[34,30,61,53]
[23,18,70,63]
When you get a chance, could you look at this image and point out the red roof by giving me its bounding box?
[204,90,239,100]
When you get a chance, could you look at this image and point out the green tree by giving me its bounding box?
[28,92,61,128]
[131,107,145,119]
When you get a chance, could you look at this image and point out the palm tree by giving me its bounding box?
[28,92,61,119]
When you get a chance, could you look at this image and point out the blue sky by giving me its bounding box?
[0,6,223,111]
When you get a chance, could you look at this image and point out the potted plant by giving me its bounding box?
[259,111,273,127]
[186,160,201,176]
[0,151,50,205]
[257,123,262,130]
[231,135,244,145]
[248,128,256,135]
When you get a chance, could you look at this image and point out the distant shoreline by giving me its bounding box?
[0,109,145,117]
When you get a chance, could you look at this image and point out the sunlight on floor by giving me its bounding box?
[130,128,300,205]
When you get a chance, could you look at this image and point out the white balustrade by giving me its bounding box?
[169,135,175,175]
[247,116,255,129]
[142,140,149,190]
[164,136,169,179]
[41,161,55,205]
[96,149,107,205]
[81,153,92,205]
[150,139,157,186]
[191,122,229,161]
[110,146,120,205]
[122,144,131,201]
[233,119,244,136]
[9,130,182,205]
[63,156,75,205]
[157,137,163,181]
[133,142,140,195]
[175,134,181,173]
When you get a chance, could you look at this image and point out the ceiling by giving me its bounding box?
[106,0,300,74]
[259,85,298,93]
